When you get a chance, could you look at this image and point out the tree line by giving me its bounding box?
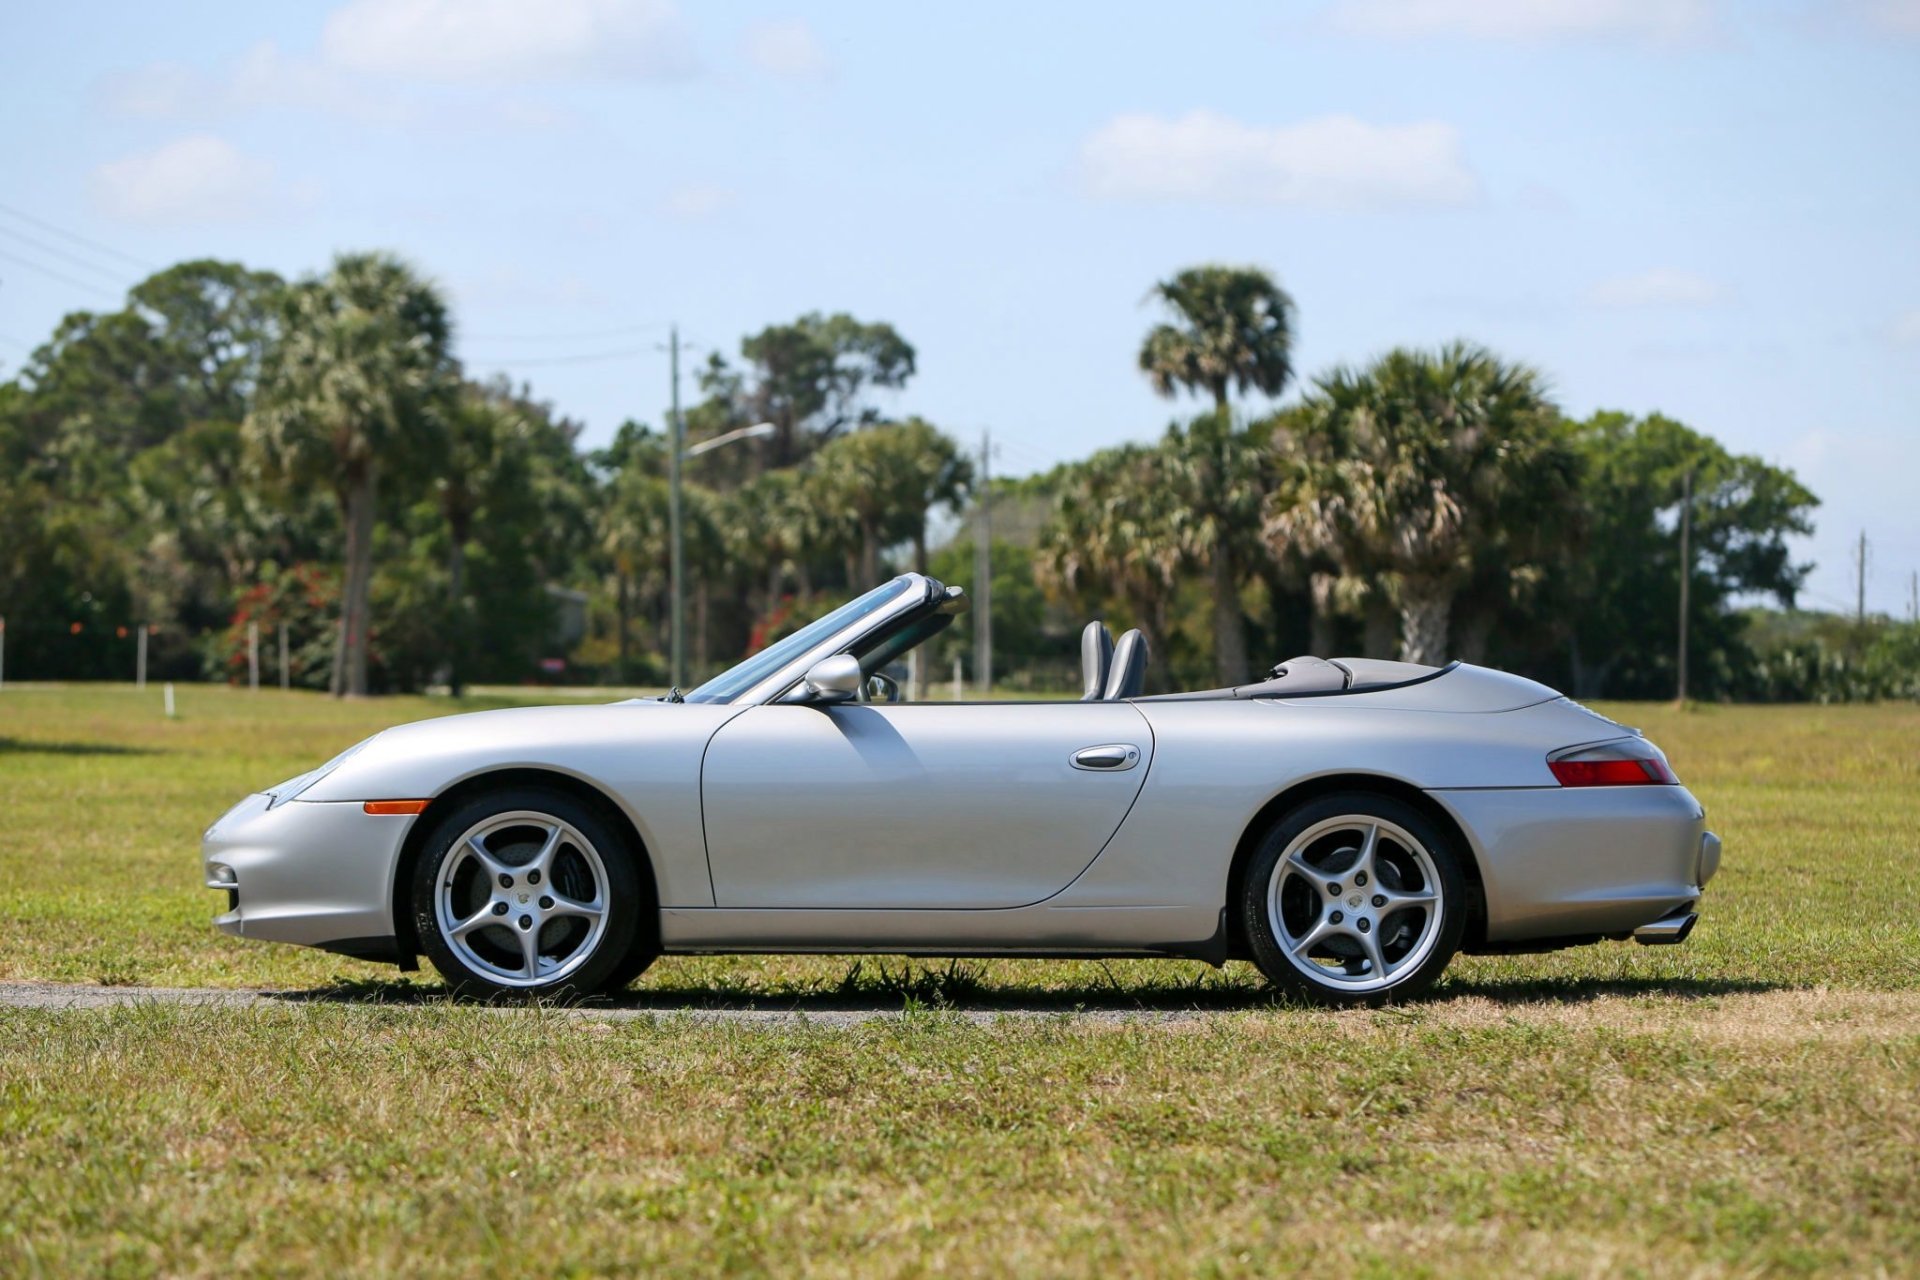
[2,252,1905,700]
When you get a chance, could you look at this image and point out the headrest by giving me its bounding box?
[1080,621,1115,700]
[1103,629,1149,700]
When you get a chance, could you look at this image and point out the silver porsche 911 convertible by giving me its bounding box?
[202,573,1720,1006]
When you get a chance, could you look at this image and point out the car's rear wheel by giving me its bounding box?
[1241,792,1466,1007]
[412,787,649,999]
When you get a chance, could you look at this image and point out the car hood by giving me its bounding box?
[296,698,739,803]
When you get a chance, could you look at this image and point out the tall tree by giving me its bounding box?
[1160,410,1278,684]
[809,420,970,591]
[1138,265,1296,683]
[698,312,916,467]
[1270,343,1572,667]
[1139,265,1295,417]
[246,253,456,696]
[1553,411,1815,697]
[430,381,589,694]
[1037,444,1187,682]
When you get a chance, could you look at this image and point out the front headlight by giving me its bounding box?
[265,736,376,809]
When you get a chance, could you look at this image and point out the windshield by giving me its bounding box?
[682,577,917,704]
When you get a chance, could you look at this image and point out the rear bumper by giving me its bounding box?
[201,792,413,949]
[1428,784,1716,943]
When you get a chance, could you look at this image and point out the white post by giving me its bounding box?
[164,681,176,718]
[952,655,963,702]
[248,621,260,691]
[279,621,289,691]
[136,624,148,690]
[906,649,919,703]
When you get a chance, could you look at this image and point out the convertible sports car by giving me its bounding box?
[202,573,1720,1005]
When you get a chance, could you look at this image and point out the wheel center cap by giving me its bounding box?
[517,892,530,904]
[1347,894,1363,909]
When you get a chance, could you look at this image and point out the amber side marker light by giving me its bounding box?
[1547,741,1679,787]
[363,799,430,816]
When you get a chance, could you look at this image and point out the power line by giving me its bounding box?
[0,247,125,302]
[0,225,131,288]
[0,202,153,272]
[461,320,671,343]
[463,344,661,368]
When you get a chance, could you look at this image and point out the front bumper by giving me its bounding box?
[201,792,416,950]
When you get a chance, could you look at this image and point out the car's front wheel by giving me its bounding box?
[412,787,649,999]
[1241,792,1466,1007]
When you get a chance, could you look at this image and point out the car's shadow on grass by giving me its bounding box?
[0,737,161,757]
[268,965,1798,1015]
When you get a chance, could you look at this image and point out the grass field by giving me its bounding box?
[2,684,1918,1275]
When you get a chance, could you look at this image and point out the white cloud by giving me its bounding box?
[743,19,831,78]
[1324,0,1719,45]
[1079,111,1478,210]
[1891,309,1920,345]
[96,40,409,124]
[1586,268,1731,308]
[321,0,694,83]
[663,184,738,219]
[90,135,296,225]
[1855,0,1920,35]
[95,39,582,132]
[97,62,208,117]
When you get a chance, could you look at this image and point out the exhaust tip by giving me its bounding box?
[1633,910,1698,945]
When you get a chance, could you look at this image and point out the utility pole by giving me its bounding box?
[974,430,992,696]
[1909,570,1917,624]
[667,324,686,692]
[136,623,147,690]
[248,620,260,691]
[279,621,290,691]
[1676,468,1692,704]
[1854,530,1869,624]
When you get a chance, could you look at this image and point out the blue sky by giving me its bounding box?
[2,0,1916,615]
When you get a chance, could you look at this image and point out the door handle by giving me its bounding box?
[1071,744,1141,771]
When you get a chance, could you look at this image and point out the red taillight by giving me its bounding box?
[1548,740,1678,786]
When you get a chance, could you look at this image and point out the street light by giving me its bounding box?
[669,419,776,692]
[685,420,777,458]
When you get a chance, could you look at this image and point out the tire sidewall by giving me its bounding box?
[1242,791,1467,1007]
[412,787,644,1000]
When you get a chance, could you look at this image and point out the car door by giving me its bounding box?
[701,702,1153,909]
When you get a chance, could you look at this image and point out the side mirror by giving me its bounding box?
[802,654,863,704]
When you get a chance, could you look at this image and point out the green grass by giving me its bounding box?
[2,685,1918,1275]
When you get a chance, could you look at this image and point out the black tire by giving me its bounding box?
[1240,791,1467,1007]
[412,786,653,1000]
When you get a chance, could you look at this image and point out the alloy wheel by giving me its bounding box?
[1265,814,1445,994]
[434,810,610,989]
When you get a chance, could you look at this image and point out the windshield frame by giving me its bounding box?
[681,575,933,705]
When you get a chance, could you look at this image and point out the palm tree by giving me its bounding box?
[247,252,456,696]
[1138,266,1296,684]
[1160,410,1277,683]
[1268,343,1570,667]
[596,468,671,681]
[892,418,973,574]
[435,388,530,695]
[810,420,973,591]
[1037,444,1187,681]
[1139,265,1295,417]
